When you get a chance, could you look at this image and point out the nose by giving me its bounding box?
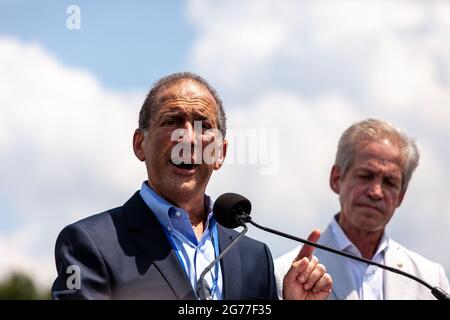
[181,121,197,145]
[367,181,383,200]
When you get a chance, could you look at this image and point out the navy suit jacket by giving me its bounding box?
[52,191,278,300]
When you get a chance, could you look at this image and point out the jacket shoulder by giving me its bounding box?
[389,239,443,270]
[387,239,450,291]
[54,205,126,264]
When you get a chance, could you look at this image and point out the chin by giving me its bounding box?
[359,225,381,233]
[175,180,201,193]
[357,218,383,232]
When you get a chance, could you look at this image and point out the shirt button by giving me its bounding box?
[175,211,181,218]
[167,226,172,232]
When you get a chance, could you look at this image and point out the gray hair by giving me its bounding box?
[335,118,420,191]
[138,72,227,136]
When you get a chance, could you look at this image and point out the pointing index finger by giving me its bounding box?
[295,229,321,261]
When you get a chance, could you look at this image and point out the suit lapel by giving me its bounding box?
[383,241,408,299]
[124,191,196,300]
[218,226,242,300]
[317,225,358,300]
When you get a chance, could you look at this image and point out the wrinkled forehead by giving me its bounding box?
[158,80,216,106]
[353,140,405,173]
[155,81,218,117]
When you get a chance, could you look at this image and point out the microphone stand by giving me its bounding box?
[246,216,450,300]
[196,221,249,300]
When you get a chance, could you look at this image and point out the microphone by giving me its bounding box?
[213,193,450,301]
[196,193,250,300]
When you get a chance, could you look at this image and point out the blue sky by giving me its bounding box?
[1,0,450,287]
[0,0,194,90]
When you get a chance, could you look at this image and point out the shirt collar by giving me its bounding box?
[330,214,390,258]
[139,181,216,241]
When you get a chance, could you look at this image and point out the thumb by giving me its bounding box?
[295,229,321,260]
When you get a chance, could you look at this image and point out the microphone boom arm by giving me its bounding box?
[247,217,450,300]
[196,223,249,300]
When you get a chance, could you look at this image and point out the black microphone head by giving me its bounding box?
[213,193,251,229]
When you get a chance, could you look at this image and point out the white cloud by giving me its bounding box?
[0,36,145,287]
[1,0,450,291]
[187,0,292,85]
[0,224,53,287]
[188,0,450,275]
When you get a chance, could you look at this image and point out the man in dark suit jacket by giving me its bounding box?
[52,72,332,300]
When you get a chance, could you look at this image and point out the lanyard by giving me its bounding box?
[164,221,221,298]
[208,224,220,297]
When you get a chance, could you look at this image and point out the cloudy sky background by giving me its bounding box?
[1,0,450,288]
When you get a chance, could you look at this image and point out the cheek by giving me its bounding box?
[197,164,215,180]
[156,133,176,151]
[145,139,170,163]
[385,193,398,210]
[201,132,214,143]
[342,184,362,204]
[343,188,365,213]
[352,181,367,195]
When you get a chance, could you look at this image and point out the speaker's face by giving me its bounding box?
[141,80,227,204]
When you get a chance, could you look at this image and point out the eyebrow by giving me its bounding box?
[159,110,183,117]
[355,167,401,179]
[158,109,212,119]
[156,111,182,120]
[156,110,216,128]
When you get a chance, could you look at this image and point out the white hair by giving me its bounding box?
[335,118,420,191]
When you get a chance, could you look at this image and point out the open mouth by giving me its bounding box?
[170,160,197,171]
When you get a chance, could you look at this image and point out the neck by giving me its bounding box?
[172,197,208,241]
[183,197,207,240]
[173,194,207,225]
[146,181,207,236]
[337,214,384,260]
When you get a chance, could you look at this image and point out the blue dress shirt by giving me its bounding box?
[139,181,223,300]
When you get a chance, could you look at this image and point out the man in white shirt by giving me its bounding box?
[275,119,450,300]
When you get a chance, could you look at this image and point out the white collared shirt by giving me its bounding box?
[330,217,389,300]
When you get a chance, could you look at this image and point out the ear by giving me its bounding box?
[213,138,228,170]
[133,129,146,161]
[330,165,342,195]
